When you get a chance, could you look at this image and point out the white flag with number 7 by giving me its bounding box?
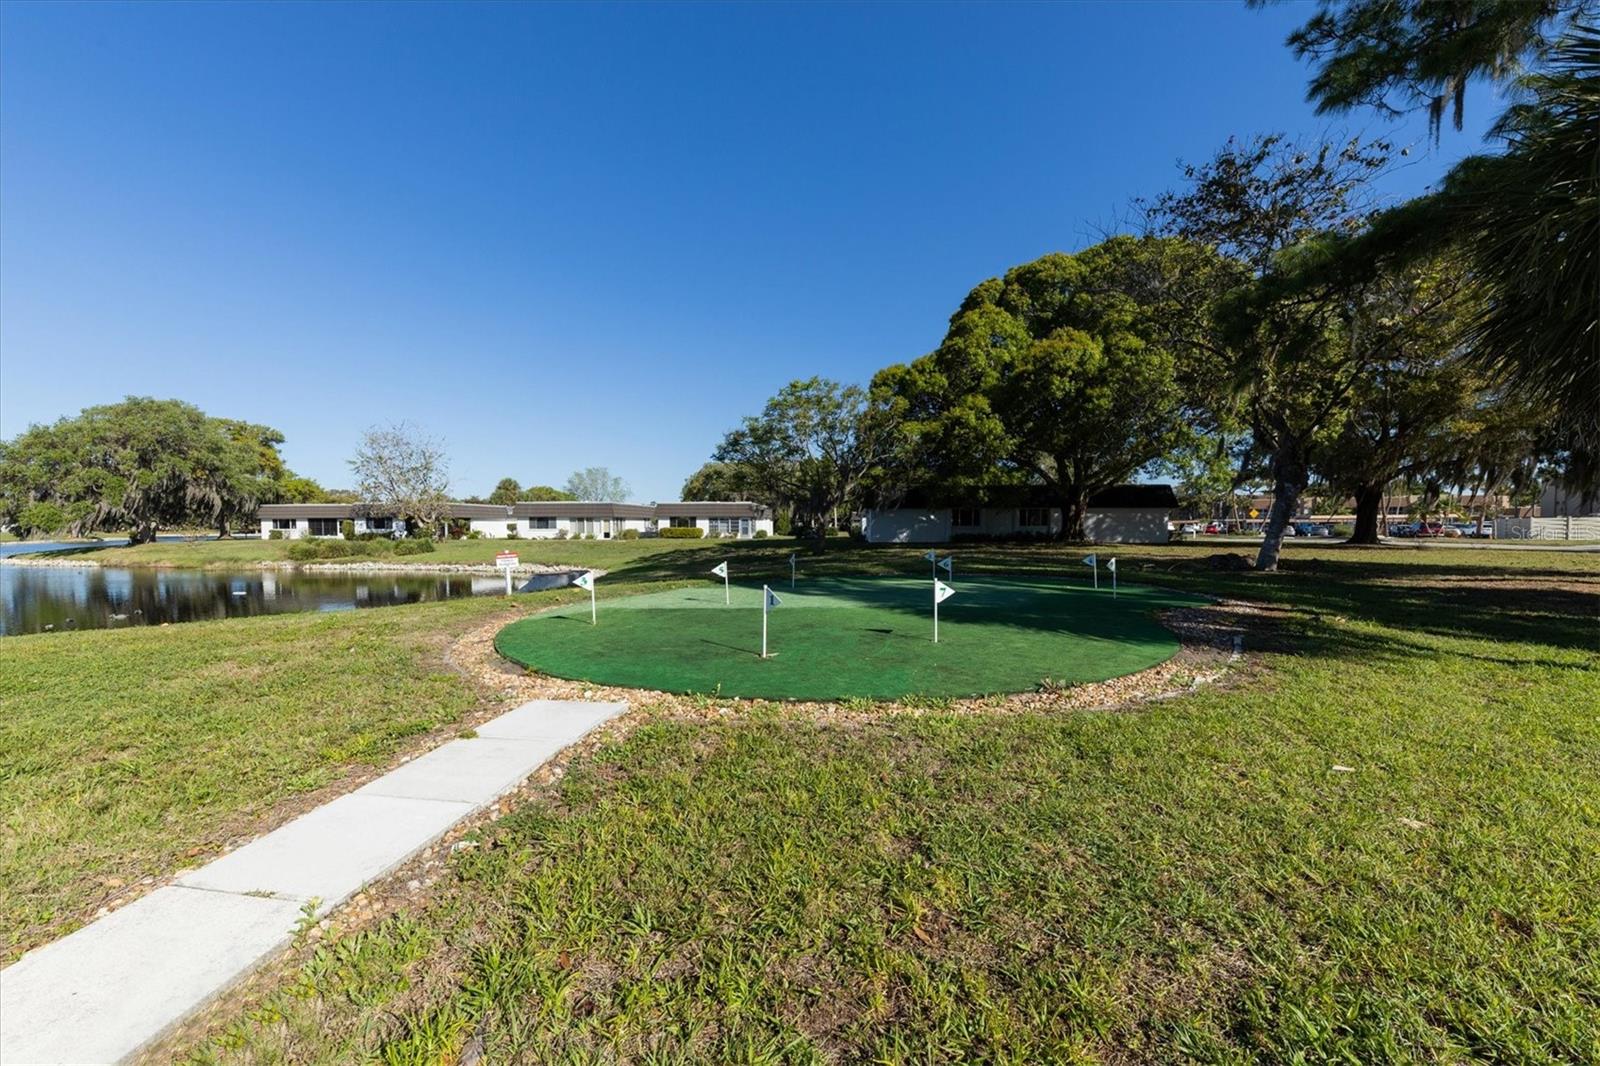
[934,580,955,603]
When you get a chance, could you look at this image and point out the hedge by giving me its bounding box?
[658,526,705,539]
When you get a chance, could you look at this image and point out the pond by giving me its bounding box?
[0,558,579,636]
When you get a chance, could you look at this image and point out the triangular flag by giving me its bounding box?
[572,570,594,591]
[1081,554,1097,567]
[710,561,728,578]
[765,587,783,608]
[938,556,954,573]
[922,550,938,562]
[1107,558,1117,573]
[934,580,955,604]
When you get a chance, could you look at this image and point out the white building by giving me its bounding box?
[862,485,1177,545]
[258,500,774,540]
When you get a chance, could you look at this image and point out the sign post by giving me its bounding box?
[1108,557,1117,598]
[789,551,797,589]
[1082,553,1098,590]
[711,560,729,605]
[761,585,781,658]
[495,551,519,596]
[573,570,597,624]
[933,578,955,643]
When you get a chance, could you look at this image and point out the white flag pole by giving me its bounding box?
[1111,558,1118,598]
[761,584,770,658]
[789,552,796,589]
[724,565,730,605]
[933,577,939,644]
[590,579,596,624]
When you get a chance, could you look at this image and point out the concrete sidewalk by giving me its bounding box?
[0,698,625,1065]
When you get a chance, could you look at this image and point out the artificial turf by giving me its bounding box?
[494,575,1201,700]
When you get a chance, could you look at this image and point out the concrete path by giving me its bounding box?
[0,698,625,1065]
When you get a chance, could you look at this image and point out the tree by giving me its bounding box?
[1269,5,1599,487]
[1269,0,1585,136]
[713,378,885,546]
[563,467,629,502]
[348,422,452,536]
[0,397,290,543]
[522,484,576,501]
[1316,254,1484,542]
[487,478,522,505]
[1146,135,1394,569]
[276,475,331,503]
[681,461,752,501]
[874,239,1216,541]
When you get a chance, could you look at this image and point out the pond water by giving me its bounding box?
[0,558,578,636]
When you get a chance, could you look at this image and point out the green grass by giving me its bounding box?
[497,576,1199,699]
[168,545,1600,1063]
[0,594,545,960]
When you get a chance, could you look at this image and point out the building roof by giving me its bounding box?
[652,501,770,518]
[511,502,657,519]
[1086,484,1178,509]
[257,503,361,519]
[447,503,515,520]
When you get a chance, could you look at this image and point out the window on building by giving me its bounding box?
[366,517,393,531]
[951,507,980,528]
[1018,507,1050,527]
[708,517,749,537]
[670,516,696,528]
[307,518,341,537]
[527,517,555,530]
[271,519,294,531]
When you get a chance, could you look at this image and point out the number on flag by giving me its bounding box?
[937,556,953,574]
[710,561,728,578]
[765,587,783,609]
[922,550,938,562]
[1081,554,1097,567]
[572,571,595,591]
[934,580,955,604]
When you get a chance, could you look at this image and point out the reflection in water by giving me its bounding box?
[0,565,574,636]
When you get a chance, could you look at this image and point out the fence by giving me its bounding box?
[1493,515,1600,541]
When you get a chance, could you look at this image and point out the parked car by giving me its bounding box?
[1205,521,1225,534]
[1413,521,1447,538]
[1178,522,1202,535]
[1293,522,1333,537]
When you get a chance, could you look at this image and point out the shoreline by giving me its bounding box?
[0,555,592,577]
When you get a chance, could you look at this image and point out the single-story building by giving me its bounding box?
[257,500,773,540]
[862,484,1177,545]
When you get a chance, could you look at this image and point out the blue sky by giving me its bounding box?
[0,2,1497,502]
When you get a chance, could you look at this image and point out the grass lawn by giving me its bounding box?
[497,576,1201,699]
[0,594,552,961]
[138,544,1598,1063]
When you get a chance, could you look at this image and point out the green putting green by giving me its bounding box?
[495,574,1204,701]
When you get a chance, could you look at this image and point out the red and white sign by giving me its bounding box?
[494,551,519,570]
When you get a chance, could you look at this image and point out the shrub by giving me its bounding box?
[267,529,284,541]
[506,525,520,539]
[1331,524,1353,538]
[754,529,769,539]
[467,530,483,540]
[555,529,569,540]
[619,528,640,540]
[340,520,356,539]
[774,512,792,536]
[393,537,436,556]
[659,526,705,539]
[287,538,381,561]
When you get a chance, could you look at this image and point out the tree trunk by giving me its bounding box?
[1255,443,1309,571]
[217,520,233,540]
[1057,488,1088,543]
[128,520,158,546]
[1348,482,1384,545]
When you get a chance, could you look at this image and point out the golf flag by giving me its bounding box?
[938,554,954,584]
[1108,557,1118,597]
[761,585,781,658]
[923,548,939,581]
[922,550,938,561]
[1106,558,1117,572]
[1082,553,1098,590]
[710,561,728,578]
[932,578,955,642]
[573,570,597,624]
[711,560,729,604]
[789,551,797,588]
